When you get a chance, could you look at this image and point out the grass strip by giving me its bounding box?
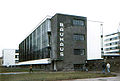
[0,71,116,81]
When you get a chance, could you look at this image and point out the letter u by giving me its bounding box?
[60,33,64,37]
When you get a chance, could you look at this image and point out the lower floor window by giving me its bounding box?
[15,60,19,63]
[74,49,85,55]
[74,64,84,70]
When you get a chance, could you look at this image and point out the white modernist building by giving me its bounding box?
[87,20,103,60]
[16,19,103,66]
[104,32,119,56]
[2,49,19,67]
[16,20,103,66]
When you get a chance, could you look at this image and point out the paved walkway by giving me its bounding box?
[0,72,28,75]
[69,77,120,81]
[63,73,120,81]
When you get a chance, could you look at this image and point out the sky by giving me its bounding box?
[0,0,120,57]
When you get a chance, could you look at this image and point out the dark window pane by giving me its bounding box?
[15,50,19,53]
[15,55,17,58]
[15,60,19,63]
[73,34,85,41]
[73,19,85,26]
[74,49,85,55]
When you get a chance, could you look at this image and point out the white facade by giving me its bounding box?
[104,33,119,56]
[2,49,19,67]
[87,20,103,60]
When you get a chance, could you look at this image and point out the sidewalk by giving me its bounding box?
[63,72,120,81]
[0,72,28,75]
[69,77,120,81]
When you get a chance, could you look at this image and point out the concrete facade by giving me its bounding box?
[51,14,87,71]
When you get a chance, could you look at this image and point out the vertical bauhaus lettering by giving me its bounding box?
[59,23,64,56]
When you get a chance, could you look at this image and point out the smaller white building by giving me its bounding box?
[2,49,19,67]
[104,32,119,56]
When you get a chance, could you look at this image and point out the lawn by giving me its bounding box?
[0,67,29,73]
[0,71,116,81]
[0,67,116,81]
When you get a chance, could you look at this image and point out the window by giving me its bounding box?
[105,39,110,42]
[15,50,19,53]
[15,60,19,63]
[15,55,19,58]
[74,64,83,70]
[105,48,110,51]
[74,49,85,55]
[73,34,85,41]
[73,19,85,26]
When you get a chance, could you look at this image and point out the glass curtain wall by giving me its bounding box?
[19,19,51,62]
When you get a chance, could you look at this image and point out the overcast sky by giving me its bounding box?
[0,0,120,57]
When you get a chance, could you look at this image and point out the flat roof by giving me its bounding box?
[55,13,87,19]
